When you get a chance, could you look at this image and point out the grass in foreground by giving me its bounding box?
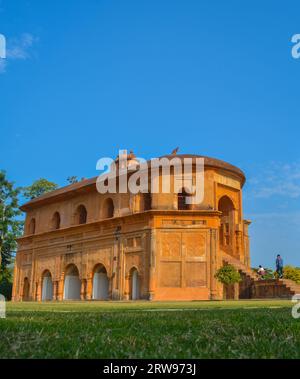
[0,300,299,359]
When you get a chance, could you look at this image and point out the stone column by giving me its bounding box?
[124,274,130,300]
[20,282,24,302]
[108,274,114,300]
[80,279,86,300]
[148,229,156,300]
[52,281,58,301]
[57,278,64,301]
[234,282,239,300]
[36,280,42,302]
[210,229,218,300]
[235,229,243,262]
[211,228,224,300]
[86,277,93,300]
[111,227,121,300]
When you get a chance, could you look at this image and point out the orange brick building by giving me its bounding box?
[12,153,251,301]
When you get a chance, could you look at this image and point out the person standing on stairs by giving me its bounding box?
[276,254,284,278]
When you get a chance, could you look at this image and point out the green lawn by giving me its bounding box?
[0,300,299,359]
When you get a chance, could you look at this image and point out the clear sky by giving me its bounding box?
[1,0,300,268]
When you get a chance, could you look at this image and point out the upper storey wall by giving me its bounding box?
[22,164,244,236]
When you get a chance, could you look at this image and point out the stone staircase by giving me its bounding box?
[221,251,300,299]
[275,279,300,296]
[221,251,258,281]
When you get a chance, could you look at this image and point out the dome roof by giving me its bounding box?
[155,154,246,184]
[20,153,245,211]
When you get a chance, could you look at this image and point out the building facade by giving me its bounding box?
[12,153,251,301]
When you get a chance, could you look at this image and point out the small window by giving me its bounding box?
[29,218,36,235]
[102,198,114,219]
[177,189,192,210]
[75,205,87,224]
[52,212,61,230]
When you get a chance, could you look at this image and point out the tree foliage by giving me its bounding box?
[282,265,300,284]
[215,264,241,285]
[0,171,23,270]
[23,178,58,200]
[0,266,13,300]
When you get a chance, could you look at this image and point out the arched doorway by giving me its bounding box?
[218,196,235,252]
[92,264,109,300]
[129,268,140,300]
[22,277,30,301]
[41,270,53,301]
[63,264,81,300]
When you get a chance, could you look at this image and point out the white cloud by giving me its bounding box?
[247,161,300,199]
[0,33,37,73]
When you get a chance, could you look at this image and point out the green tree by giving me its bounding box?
[0,171,23,299]
[215,264,241,285]
[23,178,58,200]
[0,265,14,300]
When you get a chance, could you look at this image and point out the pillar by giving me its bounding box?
[148,229,156,300]
[124,274,130,300]
[86,277,93,300]
[80,279,86,300]
[234,282,239,300]
[210,229,218,300]
[57,278,64,301]
[53,281,58,300]
[36,280,42,302]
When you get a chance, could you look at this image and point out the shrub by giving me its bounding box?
[215,264,241,285]
[282,265,300,284]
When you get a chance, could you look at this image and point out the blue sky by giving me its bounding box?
[0,0,300,268]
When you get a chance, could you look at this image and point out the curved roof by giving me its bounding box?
[157,154,245,183]
[20,154,246,211]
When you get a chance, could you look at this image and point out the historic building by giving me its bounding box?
[12,152,252,301]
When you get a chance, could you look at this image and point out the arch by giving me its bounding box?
[41,270,53,301]
[92,264,109,300]
[177,188,192,210]
[28,218,36,235]
[218,195,235,249]
[129,267,140,300]
[74,204,87,225]
[101,198,114,219]
[63,264,81,300]
[22,277,30,301]
[51,212,61,230]
[218,195,235,214]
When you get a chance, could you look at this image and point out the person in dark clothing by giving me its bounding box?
[276,254,284,278]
